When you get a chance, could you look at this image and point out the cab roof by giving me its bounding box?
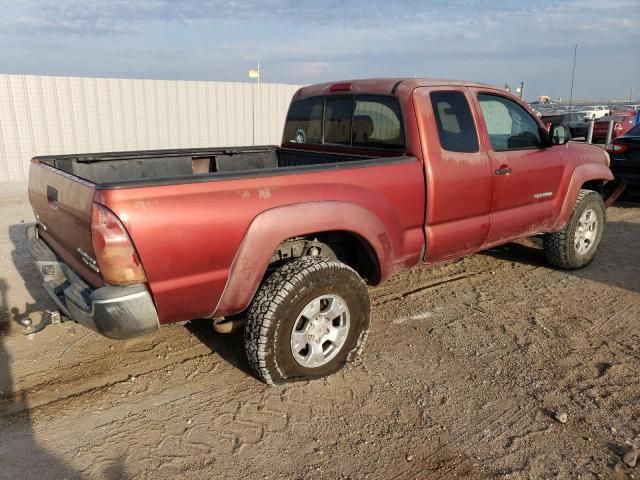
[295,78,499,99]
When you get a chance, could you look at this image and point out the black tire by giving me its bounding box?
[543,189,605,270]
[244,256,370,385]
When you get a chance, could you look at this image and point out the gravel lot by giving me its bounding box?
[0,183,639,479]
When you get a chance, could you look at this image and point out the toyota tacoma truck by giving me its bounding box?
[27,78,616,385]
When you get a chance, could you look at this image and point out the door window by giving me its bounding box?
[478,94,541,151]
[430,91,479,153]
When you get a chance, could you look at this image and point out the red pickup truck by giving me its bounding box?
[27,78,615,385]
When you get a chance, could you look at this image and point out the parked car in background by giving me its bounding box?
[578,105,609,120]
[607,124,640,191]
[592,112,638,143]
[541,112,589,139]
[610,105,639,115]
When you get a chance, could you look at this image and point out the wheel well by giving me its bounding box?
[270,231,381,284]
[581,179,607,194]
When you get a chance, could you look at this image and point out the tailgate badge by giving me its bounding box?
[77,248,100,272]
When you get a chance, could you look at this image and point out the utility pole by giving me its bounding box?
[569,44,577,111]
[516,81,525,100]
[248,62,261,145]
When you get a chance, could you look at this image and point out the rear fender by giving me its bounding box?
[552,163,613,231]
[213,201,395,317]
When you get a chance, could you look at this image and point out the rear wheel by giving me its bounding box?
[543,189,605,269]
[244,256,370,385]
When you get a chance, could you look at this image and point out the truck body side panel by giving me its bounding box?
[96,158,425,324]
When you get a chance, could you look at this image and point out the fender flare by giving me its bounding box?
[213,201,398,317]
[552,163,613,231]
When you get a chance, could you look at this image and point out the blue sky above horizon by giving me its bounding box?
[1,0,639,101]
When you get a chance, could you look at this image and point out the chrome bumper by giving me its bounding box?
[26,224,159,339]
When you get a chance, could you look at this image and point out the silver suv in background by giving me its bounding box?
[579,105,610,121]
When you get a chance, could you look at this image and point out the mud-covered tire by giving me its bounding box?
[244,256,370,385]
[544,189,605,270]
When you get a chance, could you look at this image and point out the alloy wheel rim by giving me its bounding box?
[574,208,598,255]
[290,294,350,368]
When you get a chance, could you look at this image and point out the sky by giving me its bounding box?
[1,0,639,101]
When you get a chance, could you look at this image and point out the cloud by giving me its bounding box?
[0,0,638,99]
[5,0,635,36]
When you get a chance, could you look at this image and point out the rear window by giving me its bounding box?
[284,95,405,149]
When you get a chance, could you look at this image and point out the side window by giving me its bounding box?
[478,94,541,151]
[430,91,479,153]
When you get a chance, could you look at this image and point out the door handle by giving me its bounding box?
[495,166,512,176]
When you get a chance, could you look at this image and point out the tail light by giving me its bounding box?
[614,122,622,130]
[545,122,552,131]
[91,203,147,285]
[606,142,629,153]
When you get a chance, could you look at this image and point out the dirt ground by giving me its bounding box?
[0,182,638,480]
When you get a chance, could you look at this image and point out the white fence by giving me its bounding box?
[0,74,301,183]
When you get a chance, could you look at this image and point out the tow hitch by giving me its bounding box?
[21,310,67,335]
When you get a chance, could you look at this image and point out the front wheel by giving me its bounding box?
[543,189,605,270]
[244,256,371,385]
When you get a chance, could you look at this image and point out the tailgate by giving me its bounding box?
[28,160,103,287]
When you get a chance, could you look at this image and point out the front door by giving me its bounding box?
[470,91,564,245]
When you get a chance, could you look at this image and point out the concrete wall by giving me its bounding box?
[0,74,301,183]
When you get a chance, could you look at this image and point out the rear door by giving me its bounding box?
[414,86,492,262]
[469,90,565,245]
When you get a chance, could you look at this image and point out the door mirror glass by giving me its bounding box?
[550,124,571,145]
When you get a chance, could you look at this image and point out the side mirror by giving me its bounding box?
[550,124,571,145]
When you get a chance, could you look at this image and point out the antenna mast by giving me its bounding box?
[569,44,577,110]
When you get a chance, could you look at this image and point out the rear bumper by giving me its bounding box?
[26,225,159,339]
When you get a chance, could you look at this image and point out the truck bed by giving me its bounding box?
[35,146,381,188]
